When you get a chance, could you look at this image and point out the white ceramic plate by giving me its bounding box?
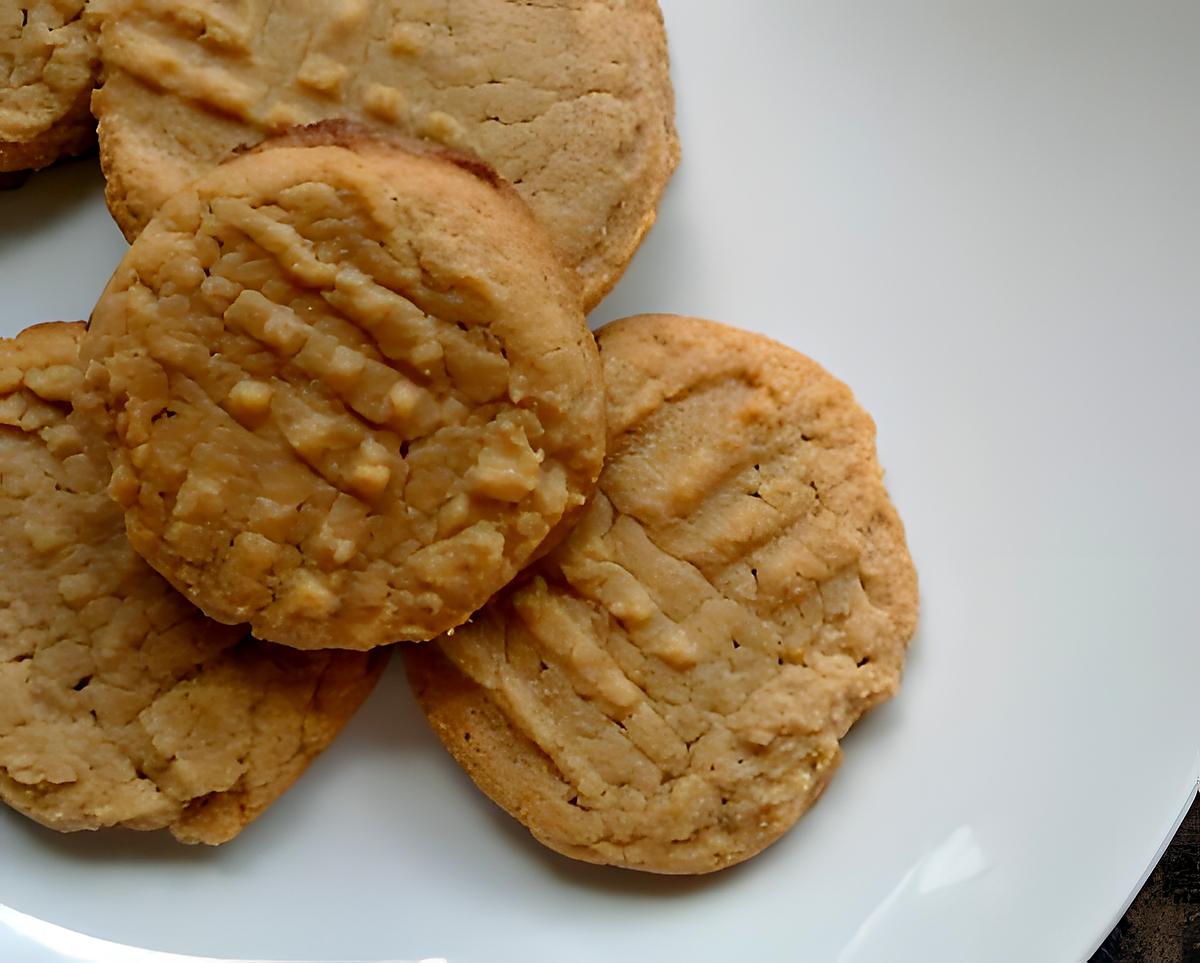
[2,2,1198,960]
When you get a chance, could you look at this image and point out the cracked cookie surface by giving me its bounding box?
[406,314,918,874]
[80,124,606,651]
[88,0,679,310]
[0,0,99,171]
[0,323,386,845]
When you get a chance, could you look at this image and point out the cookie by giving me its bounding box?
[0,0,98,172]
[0,322,387,844]
[406,314,919,874]
[79,123,606,652]
[88,0,679,310]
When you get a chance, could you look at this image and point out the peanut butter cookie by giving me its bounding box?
[0,0,98,172]
[0,323,386,845]
[406,314,918,874]
[80,124,606,652]
[88,0,679,310]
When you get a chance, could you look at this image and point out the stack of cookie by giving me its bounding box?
[1,1,917,874]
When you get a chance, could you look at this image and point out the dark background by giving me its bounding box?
[1091,796,1200,963]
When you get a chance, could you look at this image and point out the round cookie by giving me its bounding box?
[0,0,98,172]
[0,323,386,844]
[79,123,606,652]
[406,314,919,874]
[88,0,679,310]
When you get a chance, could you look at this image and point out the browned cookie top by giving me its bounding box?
[0,0,98,171]
[88,0,679,309]
[80,125,606,651]
[408,314,918,874]
[0,323,386,845]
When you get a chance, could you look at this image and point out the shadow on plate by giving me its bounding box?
[0,806,218,867]
[585,153,705,330]
[0,155,106,258]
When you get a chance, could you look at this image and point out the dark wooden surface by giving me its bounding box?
[1090,795,1200,963]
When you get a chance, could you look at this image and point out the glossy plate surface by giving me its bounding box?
[2,2,1198,960]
